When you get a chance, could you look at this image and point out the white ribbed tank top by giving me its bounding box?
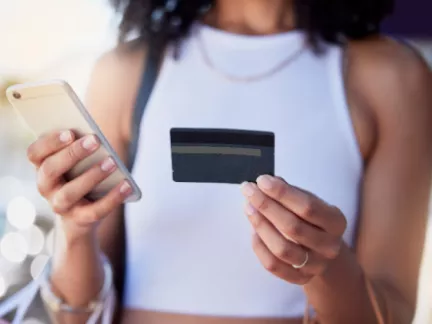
[124,23,363,318]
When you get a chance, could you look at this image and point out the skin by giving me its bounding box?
[26,0,432,323]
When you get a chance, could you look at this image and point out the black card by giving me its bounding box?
[170,128,275,184]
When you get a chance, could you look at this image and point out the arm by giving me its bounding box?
[89,46,147,321]
[240,38,432,324]
[304,39,432,323]
[35,46,147,324]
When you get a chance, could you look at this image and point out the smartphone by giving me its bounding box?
[6,79,142,202]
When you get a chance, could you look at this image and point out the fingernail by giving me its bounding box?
[245,203,257,216]
[82,135,98,151]
[101,157,116,172]
[241,182,256,197]
[120,181,132,195]
[59,131,72,143]
[257,175,274,190]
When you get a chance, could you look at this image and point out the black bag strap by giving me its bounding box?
[128,47,161,171]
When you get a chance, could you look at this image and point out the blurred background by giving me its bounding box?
[0,0,117,322]
[0,0,431,323]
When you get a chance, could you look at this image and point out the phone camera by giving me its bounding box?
[12,92,21,99]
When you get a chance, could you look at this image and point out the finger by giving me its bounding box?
[74,180,132,224]
[246,204,329,275]
[245,203,306,265]
[241,182,340,259]
[51,157,118,214]
[256,175,346,236]
[38,134,100,191]
[251,233,312,285]
[27,130,75,166]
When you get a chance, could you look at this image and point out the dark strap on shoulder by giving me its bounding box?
[128,49,161,171]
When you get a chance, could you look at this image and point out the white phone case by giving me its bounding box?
[6,79,142,202]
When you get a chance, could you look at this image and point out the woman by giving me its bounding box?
[26,0,432,323]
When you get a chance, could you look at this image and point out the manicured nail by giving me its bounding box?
[257,175,274,190]
[82,135,98,151]
[245,203,257,216]
[101,157,116,172]
[120,181,132,195]
[241,182,256,197]
[59,131,72,143]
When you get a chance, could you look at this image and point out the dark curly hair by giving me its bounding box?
[110,0,394,54]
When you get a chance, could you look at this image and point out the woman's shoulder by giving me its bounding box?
[346,35,432,133]
[347,36,430,83]
[85,40,149,144]
[346,36,431,103]
[94,39,148,75]
[341,36,432,160]
[89,40,148,102]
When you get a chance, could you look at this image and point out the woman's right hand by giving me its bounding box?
[27,129,132,242]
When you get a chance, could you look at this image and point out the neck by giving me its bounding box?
[204,0,295,35]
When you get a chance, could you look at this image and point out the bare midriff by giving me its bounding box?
[121,309,303,324]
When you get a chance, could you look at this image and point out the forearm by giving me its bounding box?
[304,243,413,324]
[52,234,103,306]
[47,219,105,324]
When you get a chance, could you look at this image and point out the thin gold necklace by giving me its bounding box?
[196,30,306,83]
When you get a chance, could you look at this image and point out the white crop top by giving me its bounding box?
[123,23,363,318]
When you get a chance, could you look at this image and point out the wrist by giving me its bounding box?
[52,218,101,270]
[52,233,101,271]
[319,243,349,281]
[41,254,114,317]
[54,214,99,249]
[304,243,368,322]
[309,243,354,287]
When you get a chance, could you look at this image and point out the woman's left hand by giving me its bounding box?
[241,175,347,285]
